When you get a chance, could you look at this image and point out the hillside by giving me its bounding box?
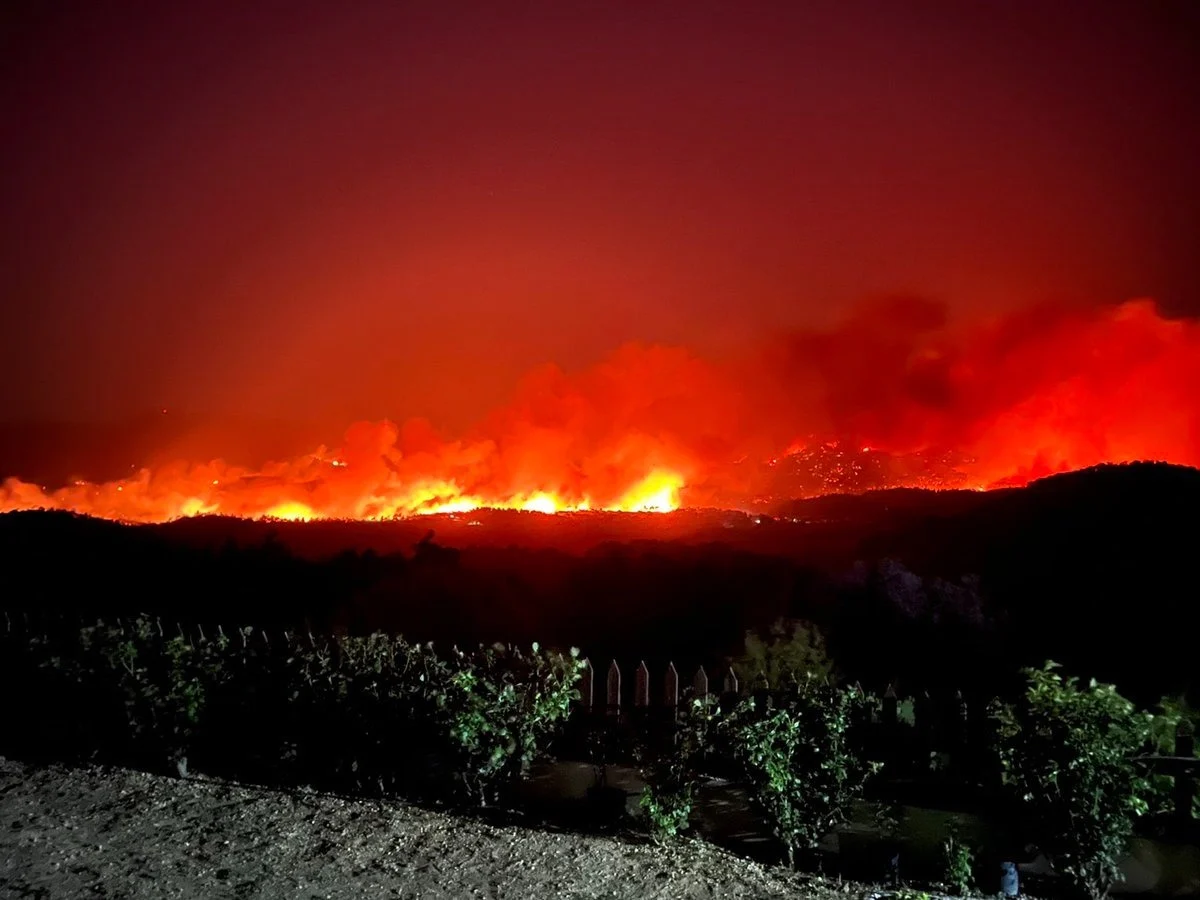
[2,462,1198,699]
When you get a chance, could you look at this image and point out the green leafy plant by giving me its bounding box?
[941,823,975,895]
[1149,696,1200,820]
[5,617,593,808]
[636,694,719,842]
[435,642,585,806]
[872,800,905,883]
[992,661,1165,900]
[732,618,833,689]
[95,619,233,775]
[720,677,878,868]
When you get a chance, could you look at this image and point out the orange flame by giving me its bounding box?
[2,298,1198,524]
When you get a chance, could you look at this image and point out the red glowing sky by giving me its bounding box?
[1,0,1198,441]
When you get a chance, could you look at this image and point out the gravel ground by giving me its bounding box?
[0,757,858,900]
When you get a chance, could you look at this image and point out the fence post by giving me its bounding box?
[721,666,739,709]
[664,662,679,709]
[882,683,898,727]
[579,658,594,710]
[634,661,650,708]
[693,666,709,702]
[606,660,621,716]
[1174,721,1197,824]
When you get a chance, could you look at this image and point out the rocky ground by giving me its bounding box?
[0,756,865,900]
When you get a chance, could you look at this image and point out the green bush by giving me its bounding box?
[55,618,233,775]
[720,677,878,868]
[432,641,584,806]
[4,619,584,809]
[941,824,975,895]
[636,694,719,842]
[732,618,833,689]
[992,662,1165,900]
[1149,696,1199,819]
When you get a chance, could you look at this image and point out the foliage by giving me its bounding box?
[732,618,833,690]
[1147,696,1200,819]
[872,800,903,839]
[433,641,584,806]
[991,662,1165,900]
[2,618,583,808]
[65,618,234,774]
[720,677,878,868]
[636,694,719,842]
[941,824,975,895]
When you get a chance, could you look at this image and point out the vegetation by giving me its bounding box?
[4,615,1196,894]
[940,824,975,895]
[732,618,833,690]
[992,662,1167,900]
[6,618,582,808]
[718,677,877,868]
[635,694,719,842]
[438,641,585,806]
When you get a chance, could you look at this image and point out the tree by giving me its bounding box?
[721,678,876,868]
[732,618,833,690]
[992,662,1162,900]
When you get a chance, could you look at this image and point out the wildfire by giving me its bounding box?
[1,298,1198,525]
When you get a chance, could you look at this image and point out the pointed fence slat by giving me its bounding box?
[722,667,739,696]
[606,660,621,710]
[692,666,708,700]
[882,683,898,726]
[664,662,679,708]
[1174,724,1197,824]
[579,658,594,709]
[634,661,650,707]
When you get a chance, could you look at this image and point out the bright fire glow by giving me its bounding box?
[1,298,1198,525]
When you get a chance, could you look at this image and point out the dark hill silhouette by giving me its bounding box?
[1,462,1196,701]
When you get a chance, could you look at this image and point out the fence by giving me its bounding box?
[3,610,1197,821]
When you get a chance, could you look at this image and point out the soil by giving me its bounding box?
[0,756,859,900]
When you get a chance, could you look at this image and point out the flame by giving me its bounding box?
[614,470,683,512]
[264,501,318,521]
[1,297,1198,524]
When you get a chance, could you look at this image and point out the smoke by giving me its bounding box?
[3,297,1199,521]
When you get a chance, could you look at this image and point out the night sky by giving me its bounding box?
[2,0,1198,437]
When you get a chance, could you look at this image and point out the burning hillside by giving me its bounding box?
[2,298,1198,524]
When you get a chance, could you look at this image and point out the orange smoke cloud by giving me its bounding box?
[3,298,1198,523]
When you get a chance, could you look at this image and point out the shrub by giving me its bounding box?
[732,618,833,689]
[992,662,1164,900]
[941,823,975,895]
[636,694,719,842]
[6,619,586,809]
[68,618,234,776]
[720,677,877,868]
[1149,696,1200,820]
[434,642,584,806]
